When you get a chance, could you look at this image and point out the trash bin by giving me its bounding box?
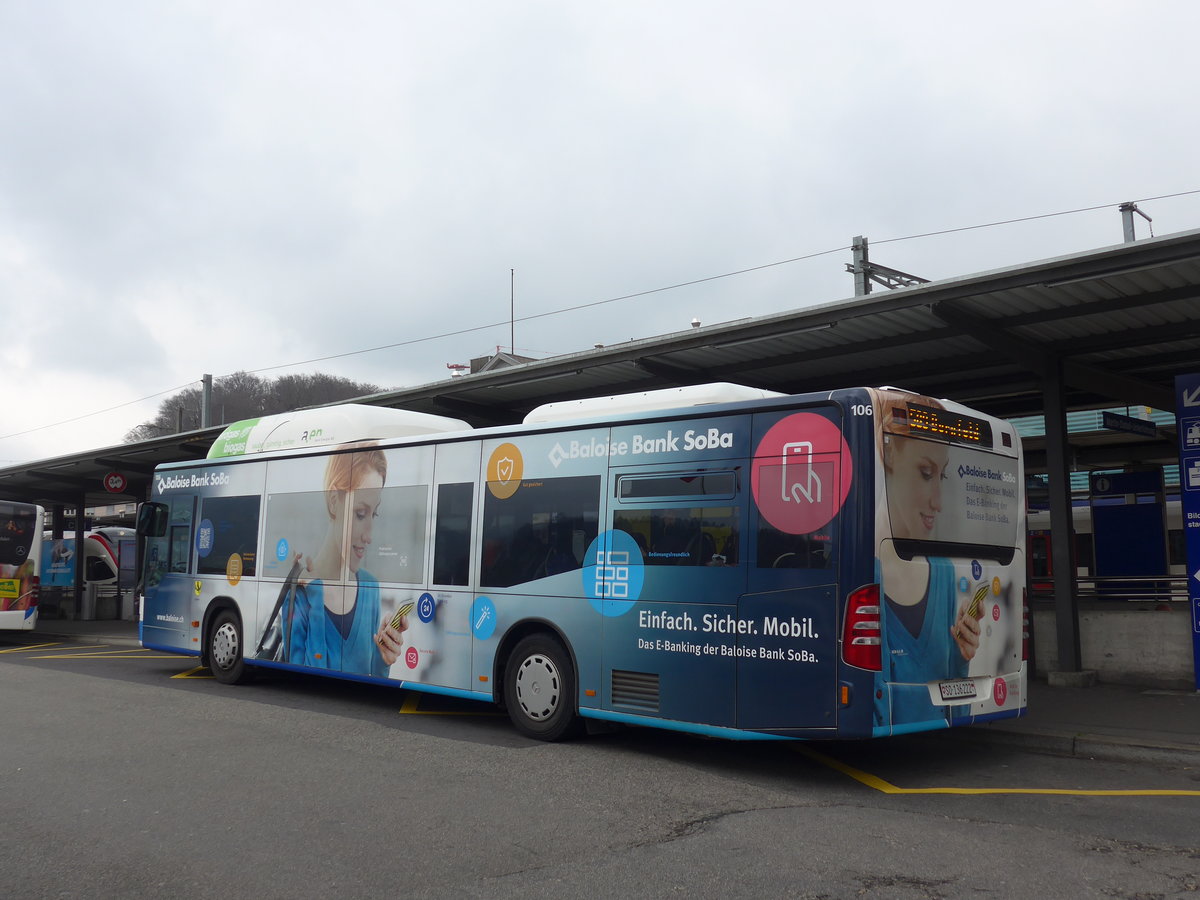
[82,582,98,620]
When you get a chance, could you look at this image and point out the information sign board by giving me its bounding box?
[1175,373,1200,690]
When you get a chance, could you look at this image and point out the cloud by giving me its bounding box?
[1,1,1198,464]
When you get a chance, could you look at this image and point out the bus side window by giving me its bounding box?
[480,476,600,588]
[169,525,192,573]
[613,507,739,567]
[433,483,473,586]
[755,520,834,569]
[196,496,261,577]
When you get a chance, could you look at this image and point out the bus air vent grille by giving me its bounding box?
[611,670,660,713]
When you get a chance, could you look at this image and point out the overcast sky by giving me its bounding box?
[3,1,1198,466]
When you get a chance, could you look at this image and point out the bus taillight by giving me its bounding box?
[842,584,881,671]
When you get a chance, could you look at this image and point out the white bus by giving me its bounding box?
[0,500,44,630]
[138,384,1028,741]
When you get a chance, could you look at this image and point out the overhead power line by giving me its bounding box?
[4,189,1199,446]
[0,382,201,443]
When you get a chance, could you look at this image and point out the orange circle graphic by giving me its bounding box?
[226,554,244,586]
[487,443,524,499]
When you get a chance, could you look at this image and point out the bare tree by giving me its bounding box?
[124,371,382,442]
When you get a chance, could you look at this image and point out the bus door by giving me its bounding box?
[422,441,480,693]
[738,411,847,731]
[605,466,745,729]
[141,494,197,649]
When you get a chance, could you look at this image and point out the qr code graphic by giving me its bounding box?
[594,549,631,599]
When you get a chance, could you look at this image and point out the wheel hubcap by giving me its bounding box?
[515,653,560,721]
[212,621,239,670]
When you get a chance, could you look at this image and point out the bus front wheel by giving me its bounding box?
[208,609,249,685]
[503,634,580,742]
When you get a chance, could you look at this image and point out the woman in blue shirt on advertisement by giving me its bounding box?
[873,393,982,726]
[286,444,407,678]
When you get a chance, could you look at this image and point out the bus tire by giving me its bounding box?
[503,634,580,742]
[208,609,249,685]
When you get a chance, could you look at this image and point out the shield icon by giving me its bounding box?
[497,456,514,484]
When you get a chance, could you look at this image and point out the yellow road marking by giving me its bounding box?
[0,642,64,653]
[398,691,503,717]
[797,746,1200,796]
[171,666,213,679]
[30,648,179,660]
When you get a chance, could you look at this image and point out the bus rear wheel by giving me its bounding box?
[208,609,249,685]
[503,634,580,742]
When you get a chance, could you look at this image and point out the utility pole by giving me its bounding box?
[846,236,930,296]
[1119,202,1153,242]
[201,374,213,429]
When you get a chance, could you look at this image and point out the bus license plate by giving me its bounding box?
[938,679,977,701]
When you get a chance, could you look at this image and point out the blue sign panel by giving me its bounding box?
[1090,469,1164,496]
[1102,410,1158,438]
[1175,373,1200,690]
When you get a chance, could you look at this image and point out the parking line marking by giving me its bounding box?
[796,746,1200,797]
[30,648,180,660]
[397,692,504,717]
[0,642,64,653]
[171,666,213,679]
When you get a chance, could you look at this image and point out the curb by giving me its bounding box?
[946,724,1200,766]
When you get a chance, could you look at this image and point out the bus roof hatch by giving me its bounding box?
[206,404,471,458]
[523,382,784,425]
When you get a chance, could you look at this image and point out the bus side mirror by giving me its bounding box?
[136,502,168,538]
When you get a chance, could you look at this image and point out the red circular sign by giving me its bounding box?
[103,471,128,493]
[992,677,1008,706]
[404,646,419,669]
[751,413,853,534]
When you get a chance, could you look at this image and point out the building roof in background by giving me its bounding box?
[3,227,1198,512]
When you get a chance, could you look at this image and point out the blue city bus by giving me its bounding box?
[137,384,1028,740]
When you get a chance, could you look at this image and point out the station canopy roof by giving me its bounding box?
[4,226,1199,512]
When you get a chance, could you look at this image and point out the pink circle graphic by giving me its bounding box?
[404,646,419,669]
[752,413,853,535]
[992,604,1001,622]
[993,677,1008,706]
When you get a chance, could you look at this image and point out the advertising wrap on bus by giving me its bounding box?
[0,501,43,629]
[871,389,1024,733]
[139,385,1027,741]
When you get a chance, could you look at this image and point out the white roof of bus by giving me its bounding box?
[524,382,785,424]
[206,404,471,458]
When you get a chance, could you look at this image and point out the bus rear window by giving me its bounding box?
[882,434,1019,556]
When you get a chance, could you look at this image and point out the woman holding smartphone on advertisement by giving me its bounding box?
[874,393,982,724]
[286,443,407,677]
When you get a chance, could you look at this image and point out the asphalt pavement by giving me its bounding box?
[29,617,1200,765]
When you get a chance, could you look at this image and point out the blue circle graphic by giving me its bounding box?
[418,592,436,623]
[471,596,497,640]
[971,559,983,580]
[276,538,290,561]
[582,530,644,617]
